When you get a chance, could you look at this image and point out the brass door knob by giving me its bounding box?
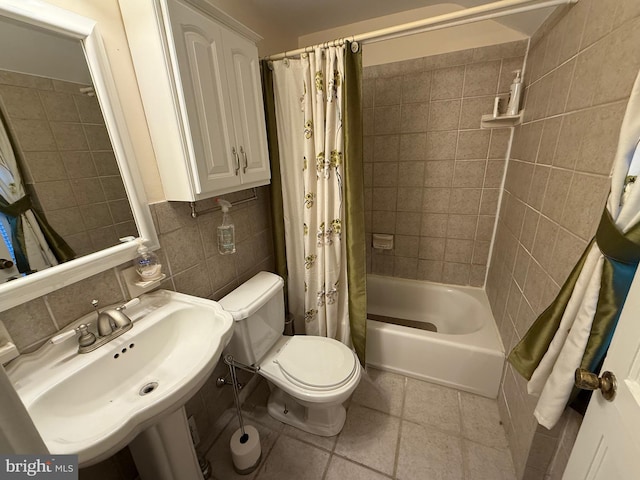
[0,258,13,269]
[574,368,617,401]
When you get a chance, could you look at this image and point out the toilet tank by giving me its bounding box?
[219,272,285,366]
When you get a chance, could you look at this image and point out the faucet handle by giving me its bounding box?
[117,298,140,312]
[50,329,78,345]
[50,323,96,346]
[77,324,97,348]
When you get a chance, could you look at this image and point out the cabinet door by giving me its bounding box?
[221,28,271,186]
[167,0,241,194]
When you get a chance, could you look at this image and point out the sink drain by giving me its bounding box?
[139,382,159,396]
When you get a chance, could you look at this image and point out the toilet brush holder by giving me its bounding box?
[225,355,262,474]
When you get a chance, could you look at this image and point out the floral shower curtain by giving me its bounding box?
[266,43,366,362]
[509,69,640,429]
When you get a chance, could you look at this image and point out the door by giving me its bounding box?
[563,268,640,478]
[166,0,240,194]
[222,27,271,186]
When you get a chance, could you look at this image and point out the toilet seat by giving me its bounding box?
[272,336,358,391]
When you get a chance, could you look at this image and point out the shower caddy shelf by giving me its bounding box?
[480,110,523,129]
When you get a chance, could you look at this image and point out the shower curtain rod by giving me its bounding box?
[263,0,578,61]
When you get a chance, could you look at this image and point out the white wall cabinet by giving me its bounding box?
[119,0,270,201]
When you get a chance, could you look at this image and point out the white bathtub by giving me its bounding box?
[366,275,505,398]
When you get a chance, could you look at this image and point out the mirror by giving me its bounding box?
[0,15,139,281]
[0,0,158,310]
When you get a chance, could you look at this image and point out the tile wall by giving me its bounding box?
[363,40,526,286]
[0,187,275,479]
[0,69,136,256]
[6,2,639,476]
[485,0,640,477]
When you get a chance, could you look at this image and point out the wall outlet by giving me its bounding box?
[187,415,200,446]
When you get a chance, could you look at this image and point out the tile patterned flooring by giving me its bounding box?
[206,368,516,480]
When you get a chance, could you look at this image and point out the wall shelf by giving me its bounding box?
[122,265,166,298]
[481,111,523,129]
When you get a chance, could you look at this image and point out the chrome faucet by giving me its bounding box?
[97,307,133,336]
[51,298,140,353]
[87,299,140,352]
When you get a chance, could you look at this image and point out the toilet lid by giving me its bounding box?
[274,336,357,389]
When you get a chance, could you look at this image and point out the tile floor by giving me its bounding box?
[205,368,516,480]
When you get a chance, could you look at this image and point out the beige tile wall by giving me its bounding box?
[0,69,136,257]
[0,187,275,479]
[485,0,640,477]
[363,41,526,286]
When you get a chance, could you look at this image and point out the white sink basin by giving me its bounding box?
[7,290,234,467]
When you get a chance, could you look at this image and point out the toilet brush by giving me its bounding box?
[225,355,262,475]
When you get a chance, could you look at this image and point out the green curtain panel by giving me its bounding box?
[31,209,75,264]
[509,210,640,381]
[261,61,289,301]
[508,237,594,380]
[0,196,75,273]
[343,42,367,366]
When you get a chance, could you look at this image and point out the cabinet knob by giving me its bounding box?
[240,146,248,173]
[232,147,240,175]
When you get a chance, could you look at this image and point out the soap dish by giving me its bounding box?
[135,274,166,287]
[122,265,166,297]
[0,321,19,365]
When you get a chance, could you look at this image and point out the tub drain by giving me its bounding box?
[139,382,159,396]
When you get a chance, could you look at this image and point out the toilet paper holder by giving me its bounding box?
[225,355,262,473]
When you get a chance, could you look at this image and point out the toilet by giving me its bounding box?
[220,271,361,436]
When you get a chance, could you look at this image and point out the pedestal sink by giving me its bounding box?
[6,290,234,480]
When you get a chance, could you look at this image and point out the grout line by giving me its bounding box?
[391,375,408,479]
[520,92,628,127]
[250,429,280,480]
[113,266,129,302]
[558,56,578,115]
[484,126,513,287]
[330,452,394,479]
[320,452,331,480]
[42,294,60,331]
[508,158,612,181]
[457,391,470,479]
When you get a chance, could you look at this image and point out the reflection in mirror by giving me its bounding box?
[0,16,137,284]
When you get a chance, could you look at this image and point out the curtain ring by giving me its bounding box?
[351,41,360,53]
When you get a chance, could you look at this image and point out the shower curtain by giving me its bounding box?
[509,69,640,429]
[263,42,366,364]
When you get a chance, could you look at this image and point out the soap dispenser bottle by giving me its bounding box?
[217,199,236,255]
[507,70,523,116]
[134,239,162,281]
